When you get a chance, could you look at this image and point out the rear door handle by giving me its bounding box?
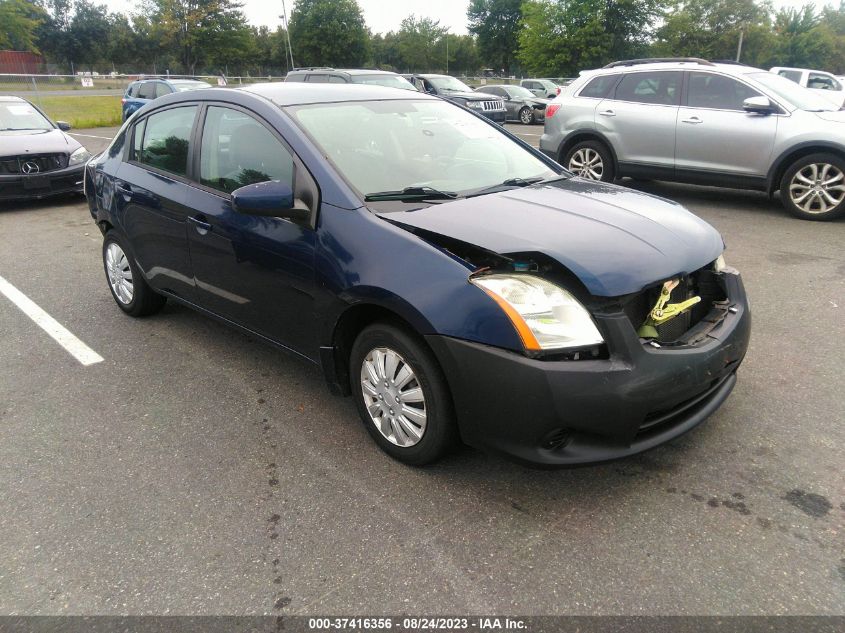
[681,116,703,124]
[188,215,212,234]
[598,109,616,117]
[115,181,132,195]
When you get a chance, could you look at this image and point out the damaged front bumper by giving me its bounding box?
[426,268,750,467]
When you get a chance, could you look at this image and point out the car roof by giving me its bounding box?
[240,82,436,106]
[0,95,26,102]
[288,68,400,76]
[169,79,210,84]
[582,61,763,77]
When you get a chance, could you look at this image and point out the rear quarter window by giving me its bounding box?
[579,75,617,99]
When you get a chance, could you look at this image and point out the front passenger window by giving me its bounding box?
[199,106,295,194]
[687,72,762,111]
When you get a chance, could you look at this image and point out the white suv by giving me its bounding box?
[540,58,845,221]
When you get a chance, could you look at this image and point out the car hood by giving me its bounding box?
[380,178,724,297]
[0,128,80,156]
[525,97,550,107]
[454,91,498,101]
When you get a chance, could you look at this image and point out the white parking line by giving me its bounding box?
[0,275,104,366]
[69,133,113,140]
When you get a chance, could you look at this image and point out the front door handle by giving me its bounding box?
[188,215,212,234]
[598,109,616,117]
[681,116,703,124]
[115,181,132,196]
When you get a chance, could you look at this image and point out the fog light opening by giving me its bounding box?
[541,428,572,451]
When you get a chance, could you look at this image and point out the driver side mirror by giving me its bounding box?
[743,96,773,115]
[56,121,71,131]
[231,181,310,222]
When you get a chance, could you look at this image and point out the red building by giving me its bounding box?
[0,51,45,74]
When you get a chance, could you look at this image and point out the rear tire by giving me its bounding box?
[350,322,457,466]
[564,140,615,182]
[780,153,845,221]
[102,230,166,317]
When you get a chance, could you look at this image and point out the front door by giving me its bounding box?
[675,71,777,177]
[186,105,318,357]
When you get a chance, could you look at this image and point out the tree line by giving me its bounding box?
[2,0,845,77]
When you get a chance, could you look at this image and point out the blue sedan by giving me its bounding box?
[85,83,750,467]
[121,78,212,122]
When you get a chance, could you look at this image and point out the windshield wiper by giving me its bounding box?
[465,176,552,198]
[364,186,458,202]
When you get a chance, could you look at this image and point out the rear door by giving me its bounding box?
[115,104,199,300]
[595,70,681,170]
[675,71,777,177]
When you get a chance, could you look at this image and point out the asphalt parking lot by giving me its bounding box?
[0,124,843,615]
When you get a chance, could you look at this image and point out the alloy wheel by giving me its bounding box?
[360,347,427,447]
[105,242,134,305]
[789,163,845,215]
[569,148,604,180]
[520,107,533,124]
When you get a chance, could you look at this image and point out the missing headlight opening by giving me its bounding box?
[625,265,730,345]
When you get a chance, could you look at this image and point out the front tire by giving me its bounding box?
[519,106,535,125]
[780,153,845,221]
[564,140,615,182]
[350,322,457,466]
[102,231,166,317]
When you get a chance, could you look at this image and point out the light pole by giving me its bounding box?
[445,29,450,74]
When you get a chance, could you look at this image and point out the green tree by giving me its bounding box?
[66,0,110,67]
[467,0,522,74]
[288,0,369,67]
[0,0,46,51]
[395,14,447,71]
[371,31,402,70]
[145,0,254,74]
[652,0,773,63]
[434,34,480,74]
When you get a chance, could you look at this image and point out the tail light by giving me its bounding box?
[121,98,126,104]
[546,104,561,118]
[556,87,561,95]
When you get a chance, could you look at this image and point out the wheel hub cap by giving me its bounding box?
[360,347,427,447]
[789,163,845,215]
[105,242,134,305]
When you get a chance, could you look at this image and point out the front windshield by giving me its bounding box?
[748,72,837,111]
[291,99,557,199]
[507,86,537,98]
[427,75,473,92]
[353,75,418,91]
[0,101,53,131]
[172,82,212,92]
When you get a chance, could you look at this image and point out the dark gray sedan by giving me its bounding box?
[475,84,550,124]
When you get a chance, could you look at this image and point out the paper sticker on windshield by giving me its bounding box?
[7,105,37,115]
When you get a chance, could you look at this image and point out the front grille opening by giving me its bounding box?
[623,267,727,344]
[540,428,573,451]
[0,153,69,175]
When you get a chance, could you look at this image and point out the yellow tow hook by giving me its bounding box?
[637,279,701,339]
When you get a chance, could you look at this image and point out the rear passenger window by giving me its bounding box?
[199,106,295,194]
[135,106,197,176]
[777,70,802,84]
[306,74,329,83]
[154,83,171,98]
[137,82,155,99]
[579,75,617,99]
[328,75,346,83]
[687,72,762,111]
[614,72,680,105]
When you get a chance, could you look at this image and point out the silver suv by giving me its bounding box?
[540,58,845,221]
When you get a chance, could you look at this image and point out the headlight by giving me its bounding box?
[713,254,726,272]
[470,274,604,351]
[68,147,91,165]
[466,101,483,109]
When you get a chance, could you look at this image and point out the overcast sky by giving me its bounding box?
[102,0,835,35]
